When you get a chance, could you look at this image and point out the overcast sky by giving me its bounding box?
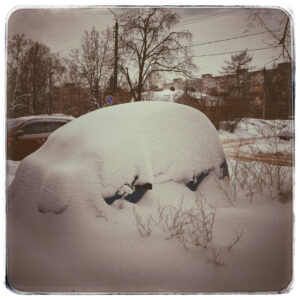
[7,7,290,81]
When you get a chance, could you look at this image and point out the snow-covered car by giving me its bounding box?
[7,101,230,291]
[8,102,228,212]
[7,115,74,161]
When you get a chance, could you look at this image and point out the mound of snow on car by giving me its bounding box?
[7,102,229,291]
[9,101,226,214]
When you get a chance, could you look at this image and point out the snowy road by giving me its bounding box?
[222,137,293,167]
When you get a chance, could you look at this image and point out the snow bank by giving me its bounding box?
[7,173,292,293]
[219,118,291,140]
[219,118,294,157]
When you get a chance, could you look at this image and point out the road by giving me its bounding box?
[222,137,293,167]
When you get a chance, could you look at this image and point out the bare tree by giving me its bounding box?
[45,54,66,114]
[7,36,65,116]
[245,9,292,64]
[7,34,29,114]
[222,49,253,96]
[216,50,254,131]
[117,8,195,101]
[68,27,112,109]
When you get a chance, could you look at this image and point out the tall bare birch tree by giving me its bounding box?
[117,8,195,101]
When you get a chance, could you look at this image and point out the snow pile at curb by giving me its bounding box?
[219,118,292,140]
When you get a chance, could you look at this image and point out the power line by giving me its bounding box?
[176,17,208,27]
[188,45,283,58]
[176,18,228,28]
[52,29,283,56]
[55,30,283,57]
[126,45,285,62]
[175,11,233,27]
[188,29,281,48]
[73,44,287,61]
[7,28,287,64]
[32,30,277,55]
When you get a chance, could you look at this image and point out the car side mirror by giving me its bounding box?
[13,129,24,138]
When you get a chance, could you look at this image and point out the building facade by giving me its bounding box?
[163,62,293,119]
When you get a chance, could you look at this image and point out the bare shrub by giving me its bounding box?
[216,157,241,205]
[220,120,293,203]
[253,121,293,197]
[221,118,242,133]
[227,230,244,250]
[243,160,266,195]
[132,206,153,237]
[237,155,262,202]
[157,193,216,249]
[207,247,224,267]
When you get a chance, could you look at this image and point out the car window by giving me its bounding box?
[7,119,24,134]
[46,121,67,133]
[21,121,48,135]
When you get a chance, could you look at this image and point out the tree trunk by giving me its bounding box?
[136,85,142,101]
[136,69,144,101]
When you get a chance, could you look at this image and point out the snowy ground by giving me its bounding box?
[6,110,293,293]
[219,118,293,142]
[142,89,183,102]
[220,119,294,167]
[141,89,208,103]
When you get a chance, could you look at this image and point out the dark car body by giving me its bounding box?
[7,115,74,161]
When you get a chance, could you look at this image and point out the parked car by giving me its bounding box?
[7,115,74,161]
[9,102,229,211]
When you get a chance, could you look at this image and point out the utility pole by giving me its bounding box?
[263,67,266,119]
[48,57,53,115]
[113,20,118,93]
[108,8,118,94]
